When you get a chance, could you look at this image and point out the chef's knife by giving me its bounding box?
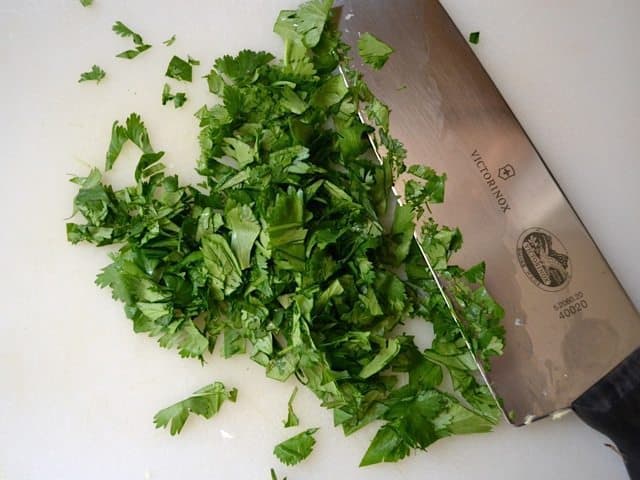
[336,1,640,477]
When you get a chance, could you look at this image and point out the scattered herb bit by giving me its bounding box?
[274,428,319,466]
[283,387,300,428]
[469,31,480,44]
[273,0,332,50]
[78,65,106,84]
[188,55,200,66]
[162,83,188,108]
[79,0,93,6]
[163,34,176,46]
[165,55,193,82]
[112,20,152,59]
[270,468,287,480]
[116,44,151,59]
[104,112,154,171]
[153,382,238,435]
[357,32,394,69]
[404,165,446,219]
[68,0,505,468]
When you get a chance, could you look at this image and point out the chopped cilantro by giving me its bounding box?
[469,31,480,44]
[163,34,176,46]
[283,387,300,428]
[68,0,505,469]
[270,468,287,480]
[162,83,187,108]
[358,32,394,69]
[78,65,105,84]
[112,21,152,59]
[153,382,238,435]
[79,0,93,6]
[273,428,318,466]
[166,55,193,82]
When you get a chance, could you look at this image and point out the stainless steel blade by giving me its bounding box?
[337,0,640,425]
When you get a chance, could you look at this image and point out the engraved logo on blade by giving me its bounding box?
[517,227,571,291]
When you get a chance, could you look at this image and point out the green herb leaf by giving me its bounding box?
[116,44,151,59]
[273,428,318,466]
[112,21,144,45]
[163,34,176,46]
[310,75,348,109]
[405,165,446,219]
[270,468,287,480]
[214,50,274,85]
[358,32,394,70]
[360,424,410,466]
[105,113,155,170]
[469,31,480,45]
[273,0,333,49]
[201,233,243,300]
[153,382,238,435]
[283,386,300,428]
[166,55,193,82]
[112,21,151,59]
[78,65,106,83]
[162,83,188,108]
[226,204,261,269]
[79,0,93,7]
[359,338,401,379]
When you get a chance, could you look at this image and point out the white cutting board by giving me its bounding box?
[0,1,637,479]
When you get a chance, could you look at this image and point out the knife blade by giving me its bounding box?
[336,0,640,476]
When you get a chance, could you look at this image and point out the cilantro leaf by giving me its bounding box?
[153,382,238,435]
[359,424,410,466]
[116,44,151,59]
[385,204,415,266]
[358,32,394,70]
[105,122,128,171]
[112,21,152,59]
[226,204,261,270]
[469,31,480,45]
[205,69,225,95]
[223,138,256,168]
[214,50,274,85]
[79,0,93,7]
[267,188,307,272]
[405,165,446,219]
[359,338,401,379]
[273,428,318,466]
[78,65,106,83]
[273,0,332,49]
[310,75,348,109]
[163,34,176,46]
[201,233,243,300]
[283,386,300,428]
[112,21,144,45]
[270,468,287,480]
[162,83,188,108]
[105,113,154,170]
[165,55,192,82]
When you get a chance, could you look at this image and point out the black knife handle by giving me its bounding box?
[572,347,640,480]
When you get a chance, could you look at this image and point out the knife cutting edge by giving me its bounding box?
[336,0,640,477]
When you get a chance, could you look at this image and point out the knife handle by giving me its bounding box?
[572,347,640,480]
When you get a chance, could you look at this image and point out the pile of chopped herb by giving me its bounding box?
[67,0,505,469]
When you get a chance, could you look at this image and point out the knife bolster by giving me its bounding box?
[572,347,640,480]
